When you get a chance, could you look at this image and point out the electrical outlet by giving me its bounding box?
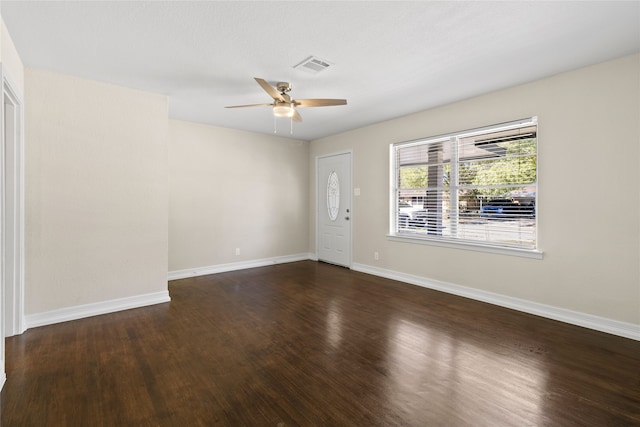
[235,248,240,256]
[374,251,379,260]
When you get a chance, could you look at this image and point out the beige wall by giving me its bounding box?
[1,18,24,95]
[310,54,640,325]
[25,68,169,315]
[168,120,309,271]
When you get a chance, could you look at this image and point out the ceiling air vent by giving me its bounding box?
[294,56,333,74]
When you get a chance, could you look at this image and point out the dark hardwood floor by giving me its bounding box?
[1,261,638,426]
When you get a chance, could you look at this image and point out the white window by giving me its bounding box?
[391,118,538,255]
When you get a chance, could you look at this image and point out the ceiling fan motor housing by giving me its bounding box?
[276,82,292,93]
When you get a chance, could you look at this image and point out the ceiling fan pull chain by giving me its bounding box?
[274,116,277,134]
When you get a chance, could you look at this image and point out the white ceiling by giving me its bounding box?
[2,1,639,141]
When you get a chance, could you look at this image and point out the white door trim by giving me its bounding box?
[0,65,26,340]
[316,150,353,268]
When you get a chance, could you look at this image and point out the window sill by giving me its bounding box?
[386,234,544,259]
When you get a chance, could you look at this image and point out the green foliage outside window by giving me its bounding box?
[468,139,536,198]
[400,140,535,191]
[399,166,428,189]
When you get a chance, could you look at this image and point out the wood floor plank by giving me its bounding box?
[1,261,638,426]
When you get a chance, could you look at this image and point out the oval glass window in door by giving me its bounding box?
[327,171,340,221]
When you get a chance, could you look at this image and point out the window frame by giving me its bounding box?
[389,117,542,259]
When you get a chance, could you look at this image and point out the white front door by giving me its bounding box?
[317,153,351,267]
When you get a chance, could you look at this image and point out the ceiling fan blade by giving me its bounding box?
[255,77,285,102]
[225,103,273,108]
[292,109,303,122]
[294,99,347,108]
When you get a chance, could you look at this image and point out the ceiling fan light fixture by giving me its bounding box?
[273,104,295,118]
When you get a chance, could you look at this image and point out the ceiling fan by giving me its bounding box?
[225,77,347,122]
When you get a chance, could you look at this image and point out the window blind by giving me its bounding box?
[393,118,538,250]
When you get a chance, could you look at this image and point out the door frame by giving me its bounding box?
[315,150,353,268]
[1,65,26,343]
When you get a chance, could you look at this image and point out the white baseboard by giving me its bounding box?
[352,263,640,341]
[168,253,313,281]
[25,291,171,330]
